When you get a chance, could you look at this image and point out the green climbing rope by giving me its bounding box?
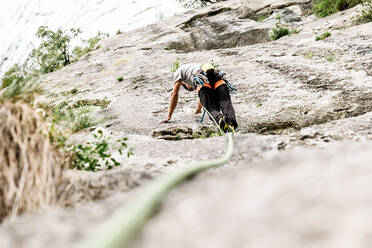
[80,133,234,248]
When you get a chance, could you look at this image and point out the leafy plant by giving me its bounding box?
[1,26,109,101]
[49,104,96,131]
[316,31,331,41]
[1,64,26,89]
[313,0,363,17]
[326,52,337,62]
[49,123,68,148]
[73,31,109,59]
[256,13,270,22]
[269,14,300,41]
[275,14,283,22]
[70,130,133,171]
[304,51,314,59]
[29,26,82,74]
[270,27,290,40]
[192,127,222,139]
[71,114,97,132]
[358,0,372,22]
[289,29,301,34]
[170,57,181,72]
[1,77,41,103]
[117,76,124,82]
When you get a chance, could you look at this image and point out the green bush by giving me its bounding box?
[316,31,332,41]
[50,104,96,131]
[1,76,41,103]
[117,76,124,82]
[358,0,372,22]
[1,64,26,89]
[71,114,97,132]
[256,14,270,22]
[270,27,290,40]
[73,31,109,59]
[1,26,109,98]
[70,130,133,171]
[29,26,82,74]
[289,29,301,34]
[313,0,363,17]
[170,57,181,72]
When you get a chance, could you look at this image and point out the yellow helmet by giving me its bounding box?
[201,62,215,73]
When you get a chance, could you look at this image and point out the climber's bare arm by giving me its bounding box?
[161,80,181,123]
[195,99,202,114]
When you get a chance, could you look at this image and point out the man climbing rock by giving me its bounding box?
[161,62,238,132]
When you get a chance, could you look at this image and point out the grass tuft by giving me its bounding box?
[316,32,331,41]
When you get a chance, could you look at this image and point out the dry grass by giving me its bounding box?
[0,101,65,222]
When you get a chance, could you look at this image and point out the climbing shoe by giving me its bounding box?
[218,116,226,131]
[218,116,235,133]
[224,123,235,133]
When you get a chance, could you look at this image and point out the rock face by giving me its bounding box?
[0,0,371,247]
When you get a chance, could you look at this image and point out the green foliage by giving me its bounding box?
[270,27,290,40]
[316,31,331,41]
[1,26,109,100]
[1,77,41,103]
[326,52,337,62]
[304,51,314,59]
[29,26,82,74]
[1,64,26,89]
[275,14,283,22]
[117,76,124,82]
[71,113,97,132]
[49,103,103,132]
[49,123,68,148]
[289,29,301,34]
[0,64,42,103]
[256,13,270,22]
[358,0,372,22]
[269,14,300,41]
[313,0,338,17]
[170,57,181,72]
[70,130,133,171]
[326,55,335,62]
[192,127,222,139]
[73,32,109,59]
[313,0,363,17]
[177,0,223,8]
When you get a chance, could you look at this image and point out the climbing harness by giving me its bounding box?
[193,70,237,95]
[80,133,234,248]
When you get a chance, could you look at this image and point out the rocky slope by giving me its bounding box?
[0,0,371,247]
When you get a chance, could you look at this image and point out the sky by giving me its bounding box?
[0,0,185,76]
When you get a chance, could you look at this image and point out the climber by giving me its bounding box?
[161,62,238,132]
